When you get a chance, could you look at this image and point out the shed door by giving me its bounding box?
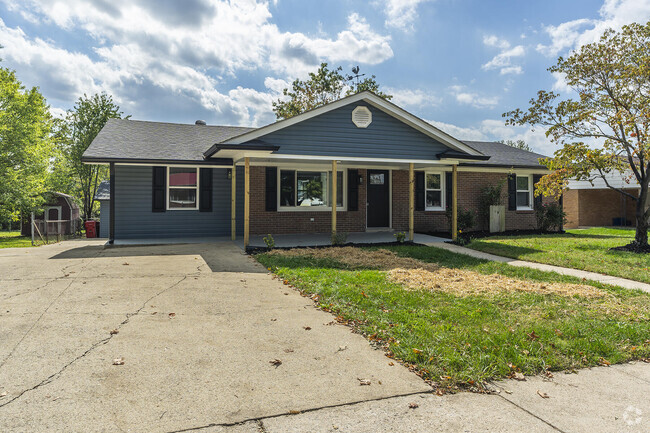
[367,170,390,227]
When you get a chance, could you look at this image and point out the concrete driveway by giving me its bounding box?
[2,240,650,433]
[0,240,430,432]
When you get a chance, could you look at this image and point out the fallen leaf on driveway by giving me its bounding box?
[513,372,526,381]
[357,378,371,386]
[112,358,125,366]
[0,391,7,398]
[168,313,176,318]
[122,262,129,266]
[269,359,282,367]
[151,312,157,315]
[109,329,119,335]
[388,362,394,366]
[283,348,294,353]
[288,410,301,414]
[303,326,311,331]
[336,345,348,352]
[408,402,419,409]
[435,389,445,396]
[537,390,550,399]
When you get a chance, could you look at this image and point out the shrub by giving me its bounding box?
[478,180,505,228]
[535,202,566,232]
[446,206,476,234]
[263,234,275,249]
[394,232,406,243]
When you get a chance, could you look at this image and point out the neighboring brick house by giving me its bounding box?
[564,173,640,229]
[82,91,551,244]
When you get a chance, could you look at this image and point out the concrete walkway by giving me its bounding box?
[427,242,650,293]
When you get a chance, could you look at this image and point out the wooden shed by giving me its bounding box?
[21,192,81,236]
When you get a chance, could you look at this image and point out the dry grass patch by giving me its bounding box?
[387,267,607,298]
[268,247,440,272]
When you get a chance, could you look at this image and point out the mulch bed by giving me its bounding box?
[611,243,650,254]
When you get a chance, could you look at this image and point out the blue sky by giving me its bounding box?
[1,0,649,155]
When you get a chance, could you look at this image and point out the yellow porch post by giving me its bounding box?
[452,164,458,241]
[231,164,236,240]
[331,160,337,239]
[244,157,250,248]
[408,163,414,242]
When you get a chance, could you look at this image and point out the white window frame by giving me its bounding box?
[167,166,200,211]
[516,174,533,211]
[424,171,445,211]
[277,168,347,212]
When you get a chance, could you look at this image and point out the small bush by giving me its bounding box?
[263,234,275,249]
[478,180,505,228]
[535,202,566,232]
[394,232,406,243]
[331,232,348,246]
[446,206,476,234]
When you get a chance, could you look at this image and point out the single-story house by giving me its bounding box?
[564,172,639,228]
[81,91,552,245]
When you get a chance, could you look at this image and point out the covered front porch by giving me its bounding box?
[222,153,462,249]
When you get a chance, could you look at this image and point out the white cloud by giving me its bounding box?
[449,85,499,109]
[481,35,525,75]
[0,1,393,126]
[537,0,650,57]
[385,88,442,107]
[426,118,554,155]
[383,0,433,31]
[426,120,488,141]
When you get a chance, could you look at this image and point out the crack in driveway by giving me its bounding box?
[0,275,188,409]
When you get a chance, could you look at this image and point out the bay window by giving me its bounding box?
[425,172,444,211]
[168,167,198,209]
[279,169,344,210]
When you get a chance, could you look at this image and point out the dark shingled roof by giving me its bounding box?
[94,180,110,201]
[82,119,549,170]
[460,141,548,169]
[83,118,254,163]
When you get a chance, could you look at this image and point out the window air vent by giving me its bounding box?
[352,106,372,128]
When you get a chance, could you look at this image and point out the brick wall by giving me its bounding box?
[249,166,367,235]
[392,170,549,234]
[250,166,555,235]
[564,188,638,228]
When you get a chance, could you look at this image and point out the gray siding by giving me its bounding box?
[259,102,449,159]
[99,200,110,238]
[114,165,243,239]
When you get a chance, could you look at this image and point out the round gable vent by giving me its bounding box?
[352,106,372,128]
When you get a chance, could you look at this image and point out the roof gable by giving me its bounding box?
[210,91,483,158]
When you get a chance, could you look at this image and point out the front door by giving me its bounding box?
[367,170,390,227]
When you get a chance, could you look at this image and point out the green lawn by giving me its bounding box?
[257,245,650,391]
[0,231,33,248]
[466,227,650,284]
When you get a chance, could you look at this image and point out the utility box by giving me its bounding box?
[489,205,506,233]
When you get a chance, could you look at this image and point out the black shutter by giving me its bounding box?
[533,174,543,209]
[445,172,452,211]
[507,174,517,211]
[265,167,277,211]
[347,169,359,211]
[199,168,213,212]
[415,171,425,211]
[152,166,166,212]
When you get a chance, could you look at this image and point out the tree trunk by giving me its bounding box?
[634,182,649,246]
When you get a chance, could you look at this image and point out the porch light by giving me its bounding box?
[227,169,232,179]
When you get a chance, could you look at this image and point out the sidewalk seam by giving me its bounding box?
[496,394,567,432]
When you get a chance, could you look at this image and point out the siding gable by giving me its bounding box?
[258,102,450,160]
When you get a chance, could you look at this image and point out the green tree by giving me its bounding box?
[498,139,532,152]
[0,67,54,225]
[272,63,392,120]
[57,93,127,221]
[504,22,650,248]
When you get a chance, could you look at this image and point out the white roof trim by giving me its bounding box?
[222,91,483,157]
